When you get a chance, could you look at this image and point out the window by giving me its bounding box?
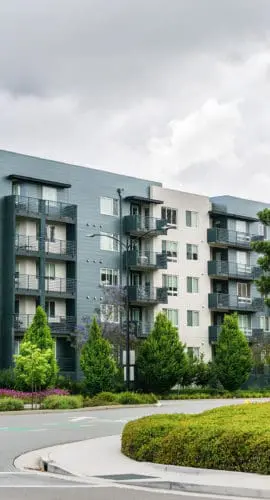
[46,225,56,242]
[187,277,199,293]
[187,346,200,359]
[42,186,57,202]
[187,310,200,327]
[162,274,178,296]
[100,268,119,286]
[100,232,119,251]
[162,308,178,327]
[14,339,21,355]
[45,263,56,280]
[100,197,119,216]
[162,240,178,262]
[238,314,251,334]
[237,282,250,298]
[260,316,270,332]
[161,207,177,227]
[186,244,198,260]
[12,183,21,196]
[100,304,119,323]
[186,210,198,227]
[45,301,55,318]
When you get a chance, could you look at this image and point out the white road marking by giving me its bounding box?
[28,428,47,432]
[70,416,95,422]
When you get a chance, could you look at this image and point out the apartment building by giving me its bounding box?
[0,150,269,378]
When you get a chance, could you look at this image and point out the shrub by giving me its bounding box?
[84,392,119,407]
[122,403,270,474]
[0,397,24,411]
[40,395,83,409]
[117,392,158,405]
[0,369,16,389]
[0,388,69,401]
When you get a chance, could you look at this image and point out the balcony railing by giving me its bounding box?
[15,234,39,253]
[45,239,76,258]
[45,277,76,295]
[128,285,168,305]
[209,325,255,343]
[14,196,76,222]
[207,261,261,280]
[13,314,75,334]
[14,274,39,292]
[208,293,264,312]
[123,215,167,236]
[207,228,253,249]
[124,250,167,270]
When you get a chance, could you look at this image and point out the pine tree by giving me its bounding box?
[80,316,118,395]
[136,312,187,393]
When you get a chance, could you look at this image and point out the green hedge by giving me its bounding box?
[83,391,158,407]
[40,395,83,409]
[0,397,24,411]
[122,403,270,475]
[83,392,119,407]
[162,389,270,399]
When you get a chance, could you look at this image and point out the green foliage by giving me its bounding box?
[80,316,118,395]
[122,403,270,474]
[136,313,187,394]
[56,375,87,395]
[181,353,210,387]
[83,391,158,407]
[0,368,16,389]
[251,208,270,307]
[23,306,58,387]
[40,395,83,409]
[83,392,119,407]
[14,342,53,391]
[161,388,270,399]
[0,397,24,411]
[214,313,253,391]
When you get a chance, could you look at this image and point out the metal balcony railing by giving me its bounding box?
[125,250,167,270]
[128,285,168,305]
[15,234,39,252]
[209,325,254,343]
[123,215,167,236]
[207,261,260,280]
[45,200,76,221]
[57,356,76,372]
[208,293,264,312]
[14,196,76,221]
[14,274,39,292]
[207,228,253,249]
[132,320,153,337]
[45,277,76,295]
[45,239,76,258]
[15,195,40,215]
[13,314,75,334]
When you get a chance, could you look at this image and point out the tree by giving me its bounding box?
[23,306,58,386]
[181,352,210,388]
[136,312,187,394]
[251,208,270,305]
[14,341,52,395]
[80,316,118,395]
[214,313,253,390]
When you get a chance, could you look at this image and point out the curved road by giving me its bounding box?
[0,399,263,499]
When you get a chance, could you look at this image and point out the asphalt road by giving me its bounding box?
[0,399,264,498]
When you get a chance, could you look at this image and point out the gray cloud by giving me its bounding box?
[0,0,270,200]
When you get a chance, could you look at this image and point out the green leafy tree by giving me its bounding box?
[14,341,52,392]
[214,313,253,390]
[181,353,211,388]
[23,306,58,386]
[80,316,118,395]
[251,208,270,306]
[136,312,187,393]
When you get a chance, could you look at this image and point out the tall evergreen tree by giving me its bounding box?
[136,312,187,393]
[251,208,270,306]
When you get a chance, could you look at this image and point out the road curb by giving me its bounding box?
[0,402,158,416]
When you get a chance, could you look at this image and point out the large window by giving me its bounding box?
[100,304,119,323]
[186,210,198,227]
[186,243,198,260]
[237,282,251,298]
[45,263,56,280]
[162,274,178,296]
[161,207,177,227]
[187,277,199,293]
[100,268,119,286]
[238,314,251,335]
[260,316,270,332]
[187,346,200,358]
[100,232,119,251]
[162,240,178,262]
[46,225,56,242]
[162,308,179,327]
[187,310,200,327]
[100,197,119,216]
[45,301,55,318]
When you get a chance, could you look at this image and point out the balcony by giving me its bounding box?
[123,215,167,237]
[14,196,76,223]
[129,320,153,338]
[207,228,253,249]
[128,285,168,306]
[45,239,76,260]
[207,261,261,280]
[209,325,256,343]
[13,314,76,334]
[14,274,40,295]
[15,195,40,217]
[45,277,76,297]
[15,234,39,255]
[124,250,167,271]
[208,293,264,312]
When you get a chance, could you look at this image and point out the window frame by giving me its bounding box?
[161,207,177,227]
[186,210,199,228]
[187,276,199,293]
[162,308,179,327]
[187,310,200,327]
[45,263,56,280]
[100,197,119,216]
[100,268,119,286]
[100,232,120,252]
[45,300,56,318]
[162,274,178,296]
[186,243,199,260]
[100,304,120,323]
[162,240,178,262]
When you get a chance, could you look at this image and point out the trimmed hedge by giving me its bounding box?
[161,389,270,399]
[83,391,158,407]
[122,403,270,475]
[0,397,24,411]
[83,392,119,407]
[40,395,83,409]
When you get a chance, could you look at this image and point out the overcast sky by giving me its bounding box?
[1,0,270,200]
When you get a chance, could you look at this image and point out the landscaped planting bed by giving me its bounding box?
[121,402,270,475]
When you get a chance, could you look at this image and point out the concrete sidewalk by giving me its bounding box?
[16,434,270,498]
